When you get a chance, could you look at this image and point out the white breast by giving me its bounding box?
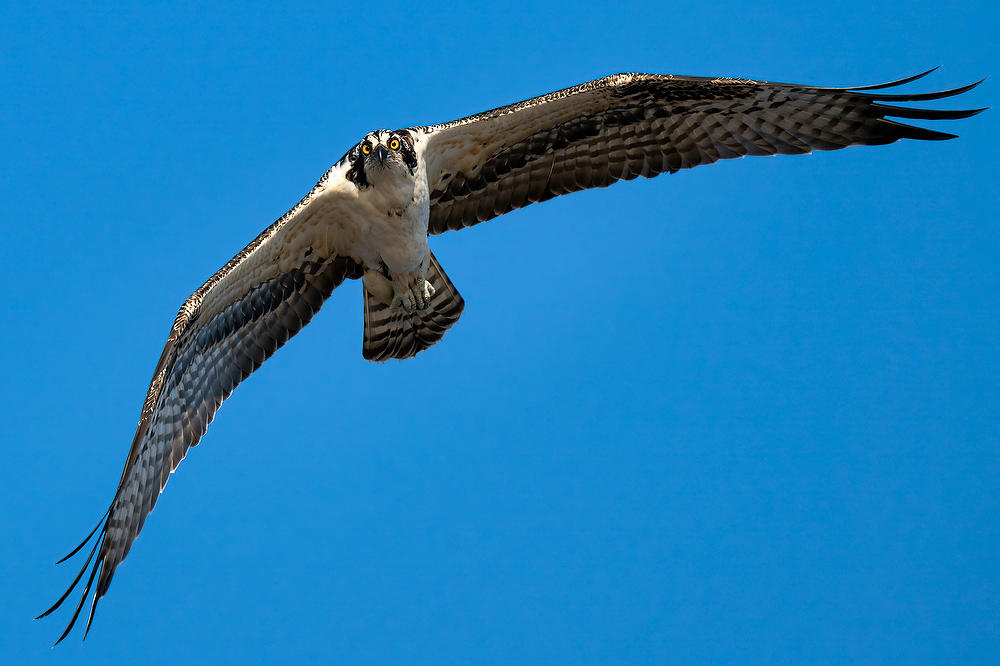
[346,159,431,275]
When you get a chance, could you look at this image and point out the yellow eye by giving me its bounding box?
[361,143,371,155]
[388,138,400,151]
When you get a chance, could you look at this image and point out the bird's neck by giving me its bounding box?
[365,164,427,218]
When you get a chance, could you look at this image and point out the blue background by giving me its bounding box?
[2,1,996,663]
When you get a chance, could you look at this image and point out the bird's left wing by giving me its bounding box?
[414,69,984,234]
[39,175,363,643]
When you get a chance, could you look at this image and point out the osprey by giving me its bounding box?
[40,68,982,642]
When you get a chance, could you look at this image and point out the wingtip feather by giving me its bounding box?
[54,509,109,564]
[36,526,103,621]
[864,78,985,102]
[41,513,110,644]
[845,66,941,91]
[52,533,104,646]
[882,119,959,141]
[874,103,989,120]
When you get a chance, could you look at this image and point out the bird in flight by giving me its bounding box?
[39,68,983,643]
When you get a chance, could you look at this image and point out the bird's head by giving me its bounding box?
[345,129,417,188]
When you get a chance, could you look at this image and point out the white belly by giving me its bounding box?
[346,163,430,275]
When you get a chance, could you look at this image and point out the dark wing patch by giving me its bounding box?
[415,70,984,234]
[39,225,362,643]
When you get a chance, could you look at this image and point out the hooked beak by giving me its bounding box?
[373,145,389,165]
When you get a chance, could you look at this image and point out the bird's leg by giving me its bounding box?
[389,272,435,312]
[387,253,433,312]
[365,262,434,312]
[362,268,395,305]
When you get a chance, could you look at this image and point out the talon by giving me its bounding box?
[412,279,433,310]
[390,276,434,313]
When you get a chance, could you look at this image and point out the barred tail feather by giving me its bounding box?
[363,253,464,361]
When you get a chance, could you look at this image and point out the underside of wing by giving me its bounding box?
[39,179,363,643]
[416,69,984,234]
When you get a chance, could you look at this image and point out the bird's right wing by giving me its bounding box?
[414,69,984,234]
[39,171,363,643]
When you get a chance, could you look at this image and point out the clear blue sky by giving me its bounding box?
[2,1,996,663]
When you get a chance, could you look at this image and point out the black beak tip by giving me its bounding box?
[373,145,389,164]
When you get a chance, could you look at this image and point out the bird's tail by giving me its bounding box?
[362,252,465,361]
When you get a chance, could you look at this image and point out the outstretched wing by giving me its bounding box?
[38,175,363,643]
[416,69,984,234]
